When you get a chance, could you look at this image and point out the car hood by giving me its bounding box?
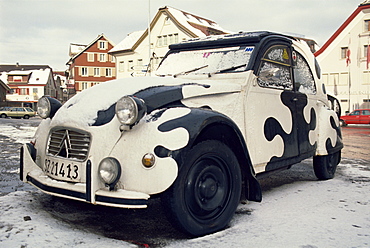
[50,76,242,128]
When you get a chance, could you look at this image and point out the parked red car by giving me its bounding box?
[340,109,370,126]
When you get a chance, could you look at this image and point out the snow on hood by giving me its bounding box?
[50,76,241,128]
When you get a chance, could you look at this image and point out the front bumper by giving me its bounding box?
[20,143,149,208]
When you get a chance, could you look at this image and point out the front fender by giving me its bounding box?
[157,107,262,202]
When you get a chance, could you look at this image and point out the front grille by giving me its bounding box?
[47,129,91,161]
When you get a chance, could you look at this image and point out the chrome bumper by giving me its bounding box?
[20,143,149,208]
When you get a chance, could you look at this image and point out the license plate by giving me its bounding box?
[44,157,82,182]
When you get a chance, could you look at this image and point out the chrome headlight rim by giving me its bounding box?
[98,157,121,190]
[115,96,147,126]
[37,95,62,119]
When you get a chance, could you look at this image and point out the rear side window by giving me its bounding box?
[362,110,370,115]
[257,45,293,90]
[293,52,316,95]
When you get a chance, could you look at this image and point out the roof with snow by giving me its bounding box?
[109,6,230,54]
[0,67,52,85]
[0,64,51,72]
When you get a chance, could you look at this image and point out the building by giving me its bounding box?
[109,6,229,78]
[0,64,57,109]
[0,79,10,104]
[66,34,116,94]
[315,1,370,112]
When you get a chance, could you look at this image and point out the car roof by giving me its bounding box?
[169,31,296,51]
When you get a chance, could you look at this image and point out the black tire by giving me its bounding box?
[161,140,242,236]
[340,119,347,127]
[0,114,7,118]
[313,151,341,180]
[23,115,30,119]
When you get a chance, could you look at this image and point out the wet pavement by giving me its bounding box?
[341,125,370,161]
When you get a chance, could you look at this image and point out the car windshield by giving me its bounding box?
[156,46,254,76]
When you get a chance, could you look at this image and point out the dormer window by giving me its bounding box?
[365,20,370,32]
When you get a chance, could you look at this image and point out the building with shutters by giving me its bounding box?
[315,1,370,112]
[66,34,116,94]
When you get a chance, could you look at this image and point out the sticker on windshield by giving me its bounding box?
[245,47,254,53]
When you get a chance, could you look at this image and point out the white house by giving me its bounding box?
[109,6,230,78]
[0,65,56,108]
[315,0,370,112]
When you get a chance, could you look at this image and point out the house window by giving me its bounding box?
[341,47,349,59]
[165,17,170,25]
[365,20,370,32]
[169,34,173,44]
[33,88,38,93]
[94,68,100,76]
[106,68,112,77]
[81,67,88,76]
[99,54,106,62]
[137,59,143,66]
[174,33,179,43]
[119,61,125,72]
[364,45,370,57]
[99,41,107,50]
[157,36,163,47]
[128,60,134,71]
[163,35,168,46]
[81,82,88,90]
[20,88,28,95]
[87,53,94,62]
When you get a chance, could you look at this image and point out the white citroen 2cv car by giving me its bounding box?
[20,31,343,236]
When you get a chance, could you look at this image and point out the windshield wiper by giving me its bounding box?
[174,65,209,78]
[215,64,247,74]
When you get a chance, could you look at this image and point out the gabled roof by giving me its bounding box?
[109,6,230,54]
[315,1,370,57]
[0,79,11,91]
[0,64,51,72]
[67,34,116,64]
[109,30,145,53]
[69,43,87,57]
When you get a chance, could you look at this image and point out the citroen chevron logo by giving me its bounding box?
[57,130,72,158]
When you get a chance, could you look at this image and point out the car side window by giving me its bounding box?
[257,45,293,90]
[362,110,370,115]
[293,52,316,95]
[350,110,360,116]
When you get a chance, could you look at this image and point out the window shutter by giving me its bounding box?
[88,67,94,76]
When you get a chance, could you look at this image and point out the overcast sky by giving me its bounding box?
[0,0,360,71]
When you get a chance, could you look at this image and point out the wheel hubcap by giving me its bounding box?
[185,157,230,220]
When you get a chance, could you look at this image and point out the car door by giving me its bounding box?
[245,42,299,173]
[360,109,370,124]
[348,110,361,124]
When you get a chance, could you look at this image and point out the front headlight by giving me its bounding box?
[37,96,62,119]
[115,96,147,127]
[98,157,121,190]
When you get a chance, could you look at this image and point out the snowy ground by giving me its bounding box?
[1,119,369,247]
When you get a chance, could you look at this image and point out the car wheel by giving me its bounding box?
[339,120,347,127]
[23,115,30,119]
[161,140,242,236]
[0,114,7,118]
[313,151,341,180]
